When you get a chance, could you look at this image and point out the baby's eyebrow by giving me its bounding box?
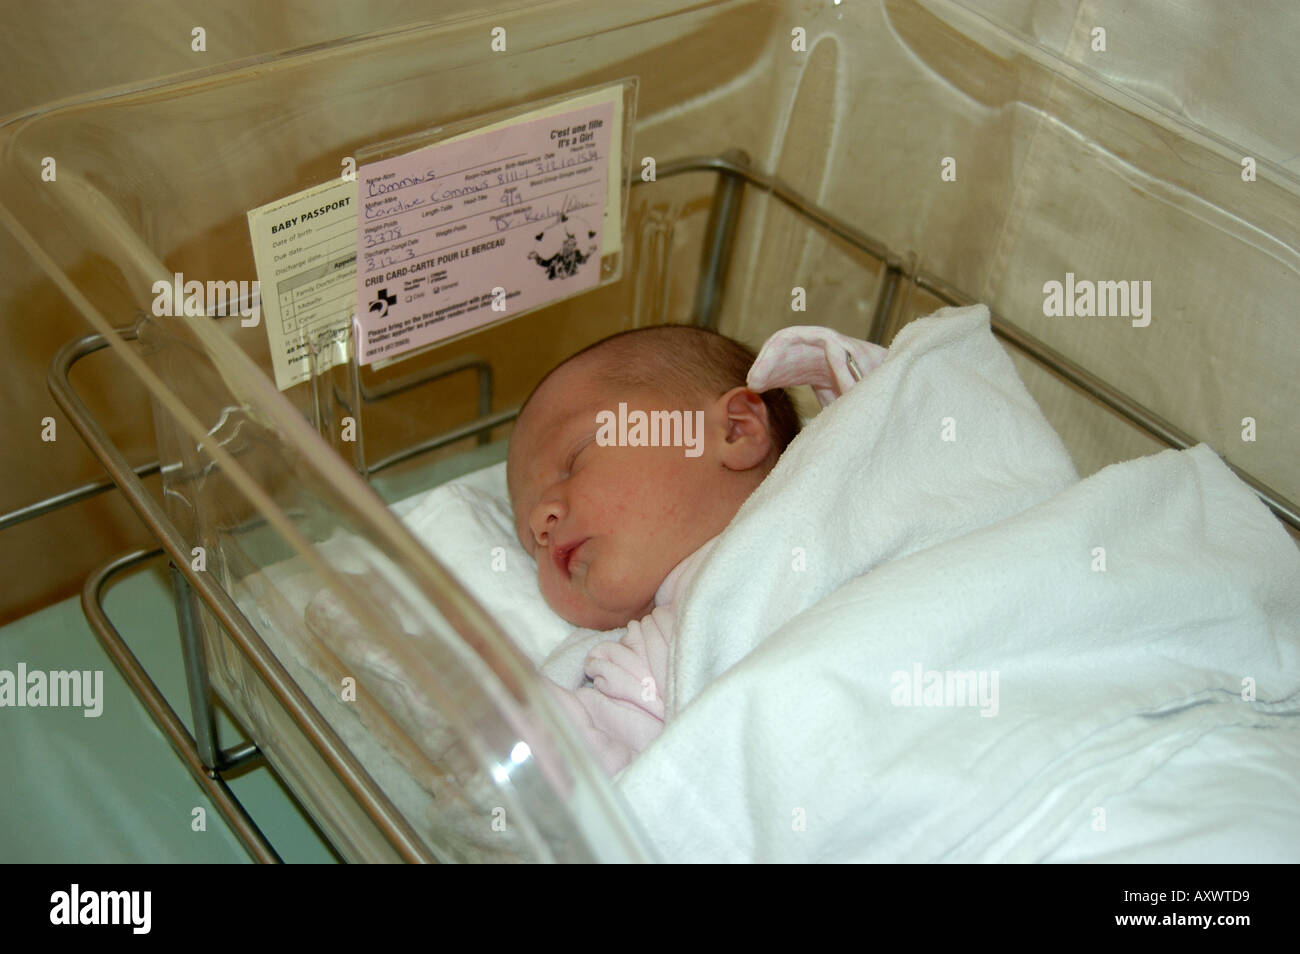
[564,421,600,460]
[561,435,586,471]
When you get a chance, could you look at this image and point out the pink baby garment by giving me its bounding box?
[544,537,718,775]
[747,325,887,408]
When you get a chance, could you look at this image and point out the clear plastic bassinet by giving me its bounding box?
[4,0,1297,862]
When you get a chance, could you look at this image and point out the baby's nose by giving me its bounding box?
[529,497,565,546]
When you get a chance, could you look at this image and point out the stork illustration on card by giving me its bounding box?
[354,94,617,364]
[528,212,599,280]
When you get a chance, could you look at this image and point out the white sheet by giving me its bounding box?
[301,463,571,666]
[241,467,562,861]
[615,306,1300,862]
[394,466,573,664]
[668,304,1080,713]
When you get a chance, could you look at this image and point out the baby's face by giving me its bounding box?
[507,355,739,630]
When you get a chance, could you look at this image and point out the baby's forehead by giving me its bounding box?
[508,342,685,466]
[507,369,595,489]
[512,402,578,462]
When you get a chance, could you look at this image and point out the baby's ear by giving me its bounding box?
[715,386,773,471]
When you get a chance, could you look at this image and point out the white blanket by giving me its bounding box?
[619,306,1300,862]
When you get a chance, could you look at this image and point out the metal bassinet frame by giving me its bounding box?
[28,151,1300,863]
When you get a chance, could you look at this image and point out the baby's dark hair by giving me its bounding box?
[523,324,801,455]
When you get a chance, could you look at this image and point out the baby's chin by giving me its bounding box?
[549,592,653,632]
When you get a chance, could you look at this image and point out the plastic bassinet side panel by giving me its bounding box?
[135,310,652,862]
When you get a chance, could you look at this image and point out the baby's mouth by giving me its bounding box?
[552,538,588,577]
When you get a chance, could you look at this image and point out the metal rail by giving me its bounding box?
[366,407,519,475]
[2,347,497,530]
[81,547,280,863]
[353,352,495,477]
[0,462,161,532]
[49,330,437,863]
[649,154,1299,533]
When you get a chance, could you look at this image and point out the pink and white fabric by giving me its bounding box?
[544,537,719,776]
[747,325,888,406]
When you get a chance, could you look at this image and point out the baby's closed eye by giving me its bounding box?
[564,435,596,476]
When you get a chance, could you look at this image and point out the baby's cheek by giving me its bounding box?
[590,557,657,620]
[536,562,601,627]
[535,563,568,615]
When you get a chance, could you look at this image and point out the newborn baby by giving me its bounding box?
[506,325,801,774]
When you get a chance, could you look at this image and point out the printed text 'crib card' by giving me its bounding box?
[355,99,615,364]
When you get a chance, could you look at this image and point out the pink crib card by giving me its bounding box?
[355,98,615,364]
